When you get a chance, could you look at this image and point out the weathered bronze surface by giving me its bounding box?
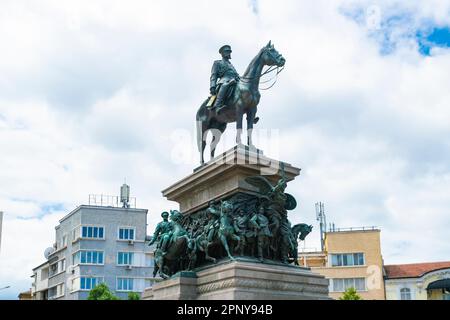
[150,165,312,279]
[149,44,312,281]
[196,41,286,164]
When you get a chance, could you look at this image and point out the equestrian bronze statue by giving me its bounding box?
[196,41,285,164]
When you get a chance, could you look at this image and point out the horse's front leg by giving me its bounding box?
[205,242,217,263]
[246,108,257,149]
[220,233,235,260]
[158,259,169,279]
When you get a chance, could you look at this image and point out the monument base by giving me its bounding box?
[142,258,330,300]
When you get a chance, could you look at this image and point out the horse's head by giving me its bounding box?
[221,200,234,214]
[169,209,183,223]
[298,224,313,241]
[261,41,285,67]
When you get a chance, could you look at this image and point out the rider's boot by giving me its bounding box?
[257,240,264,262]
[214,85,228,113]
[160,241,168,256]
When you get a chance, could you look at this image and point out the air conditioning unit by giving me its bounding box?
[126,265,133,270]
[128,240,134,245]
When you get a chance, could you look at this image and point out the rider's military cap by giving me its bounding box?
[219,45,232,54]
[161,211,169,217]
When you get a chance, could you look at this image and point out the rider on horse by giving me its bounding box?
[209,45,240,113]
[148,211,172,254]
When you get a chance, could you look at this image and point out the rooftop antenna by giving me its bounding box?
[120,181,130,208]
[315,202,326,251]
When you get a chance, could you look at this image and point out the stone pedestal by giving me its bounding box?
[144,145,330,300]
[142,259,330,300]
[162,145,301,214]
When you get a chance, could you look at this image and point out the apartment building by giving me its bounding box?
[31,194,157,300]
[299,227,385,300]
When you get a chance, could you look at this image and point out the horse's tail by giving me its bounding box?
[196,99,209,153]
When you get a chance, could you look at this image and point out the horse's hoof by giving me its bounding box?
[206,257,216,263]
[253,117,259,124]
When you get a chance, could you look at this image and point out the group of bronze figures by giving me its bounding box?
[148,172,313,279]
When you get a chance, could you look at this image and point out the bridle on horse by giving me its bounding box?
[239,48,285,90]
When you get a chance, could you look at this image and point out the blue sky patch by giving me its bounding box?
[417,27,450,55]
[339,5,450,56]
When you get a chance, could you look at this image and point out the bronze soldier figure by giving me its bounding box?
[148,211,172,253]
[209,45,240,113]
[233,209,249,255]
[248,206,272,262]
[205,201,221,243]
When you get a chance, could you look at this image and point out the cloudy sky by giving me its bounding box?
[0,0,449,299]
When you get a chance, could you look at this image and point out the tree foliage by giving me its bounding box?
[127,292,140,300]
[87,283,120,300]
[339,287,362,300]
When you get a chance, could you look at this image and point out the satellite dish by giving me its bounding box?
[44,247,55,259]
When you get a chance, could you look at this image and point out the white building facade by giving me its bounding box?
[384,262,450,300]
[32,204,158,300]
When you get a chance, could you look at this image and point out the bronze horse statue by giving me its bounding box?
[289,223,313,265]
[196,41,286,164]
[194,201,240,264]
[153,210,192,279]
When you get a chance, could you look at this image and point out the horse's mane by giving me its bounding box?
[242,46,266,78]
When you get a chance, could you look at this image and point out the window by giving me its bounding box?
[57,283,65,297]
[400,288,411,300]
[58,259,66,273]
[72,226,80,241]
[49,283,65,299]
[146,255,154,268]
[118,228,135,240]
[49,263,58,277]
[80,277,104,290]
[48,259,65,277]
[118,252,134,265]
[60,235,67,248]
[73,250,104,265]
[81,226,104,239]
[117,278,134,291]
[331,278,366,292]
[41,268,49,280]
[444,288,450,301]
[331,253,365,267]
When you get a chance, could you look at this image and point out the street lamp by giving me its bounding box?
[0,286,10,291]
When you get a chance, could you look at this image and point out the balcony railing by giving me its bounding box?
[327,226,379,233]
[88,194,136,208]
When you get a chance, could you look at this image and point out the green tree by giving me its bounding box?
[87,283,120,300]
[128,292,140,300]
[339,287,362,300]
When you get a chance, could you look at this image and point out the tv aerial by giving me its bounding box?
[315,202,326,251]
[120,182,130,208]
